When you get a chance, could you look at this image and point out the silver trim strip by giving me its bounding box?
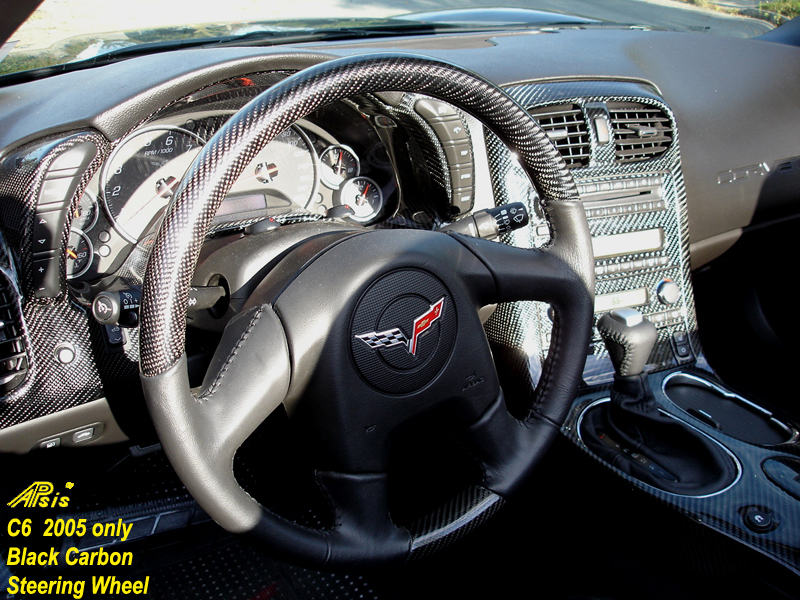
[662,372,798,443]
[411,493,502,549]
[575,397,743,499]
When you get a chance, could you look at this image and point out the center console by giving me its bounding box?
[480,80,800,575]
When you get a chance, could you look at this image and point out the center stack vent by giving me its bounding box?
[527,104,590,169]
[0,278,28,395]
[608,101,673,163]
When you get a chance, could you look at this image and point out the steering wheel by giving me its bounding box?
[139,53,594,568]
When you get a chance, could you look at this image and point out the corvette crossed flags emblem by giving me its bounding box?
[355,298,445,356]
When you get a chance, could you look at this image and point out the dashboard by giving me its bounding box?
[1,18,800,588]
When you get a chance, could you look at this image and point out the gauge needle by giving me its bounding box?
[126,176,180,225]
[147,176,179,206]
[336,150,344,175]
[356,183,369,206]
[66,249,78,259]
[252,162,279,184]
[237,173,260,184]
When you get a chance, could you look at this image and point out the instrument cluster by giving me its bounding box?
[67,92,399,284]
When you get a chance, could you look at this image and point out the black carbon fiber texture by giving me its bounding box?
[0,133,109,303]
[139,53,578,377]
[408,485,504,560]
[0,134,119,426]
[354,92,453,213]
[392,95,454,209]
[479,80,800,577]
[0,300,104,427]
[483,83,703,389]
[565,378,800,576]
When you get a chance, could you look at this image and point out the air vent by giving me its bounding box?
[0,279,28,395]
[608,102,673,163]
[528,104,590,169]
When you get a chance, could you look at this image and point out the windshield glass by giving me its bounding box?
[1,0,792,79]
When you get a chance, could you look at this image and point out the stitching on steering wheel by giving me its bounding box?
[199,306,265,401]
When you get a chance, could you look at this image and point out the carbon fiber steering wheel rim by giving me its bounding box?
[139,53,594,568]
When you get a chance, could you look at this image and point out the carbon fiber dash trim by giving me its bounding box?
[0,135,114,427]
[481,80,800,578]
[564,373,800,576]
[483,82,704,390]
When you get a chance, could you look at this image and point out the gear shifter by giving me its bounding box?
[581,309,737,495]
[597,308,657,378]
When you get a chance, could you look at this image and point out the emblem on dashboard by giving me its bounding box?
[355,298,444,356]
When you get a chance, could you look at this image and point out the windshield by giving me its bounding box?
[1,0,792,79]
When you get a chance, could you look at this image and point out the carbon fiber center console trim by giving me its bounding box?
[481,80,800,575]
[483,80,705,388]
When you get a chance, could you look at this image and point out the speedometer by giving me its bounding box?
[102,127,205,243]
[226,125,318,210]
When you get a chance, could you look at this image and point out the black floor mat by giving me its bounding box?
[0,440,381,600]
[2,431,799,600]
[107,528,379,600]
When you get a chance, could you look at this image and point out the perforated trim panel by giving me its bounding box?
[0,134,120,427]
[483,80,703,389]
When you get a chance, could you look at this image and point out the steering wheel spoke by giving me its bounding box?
[450,200,594,308]
[315,471,411,564]
[459,391,556,498]
[141,304,290,533]
[195,304,291,450]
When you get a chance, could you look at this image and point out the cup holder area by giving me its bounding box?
[578,398,741,497]
[664,374,795,446]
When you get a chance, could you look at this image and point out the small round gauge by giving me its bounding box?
[336,176,383,223]
[319,144,360,189]
[66,228,93,279]
[71,190,99,231]
[102,126,205,243]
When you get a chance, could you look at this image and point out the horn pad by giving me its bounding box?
[350,269,457,395]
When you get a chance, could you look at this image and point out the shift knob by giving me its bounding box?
[597,308,657,377]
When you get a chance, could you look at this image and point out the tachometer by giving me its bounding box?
[102,127,205,243]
